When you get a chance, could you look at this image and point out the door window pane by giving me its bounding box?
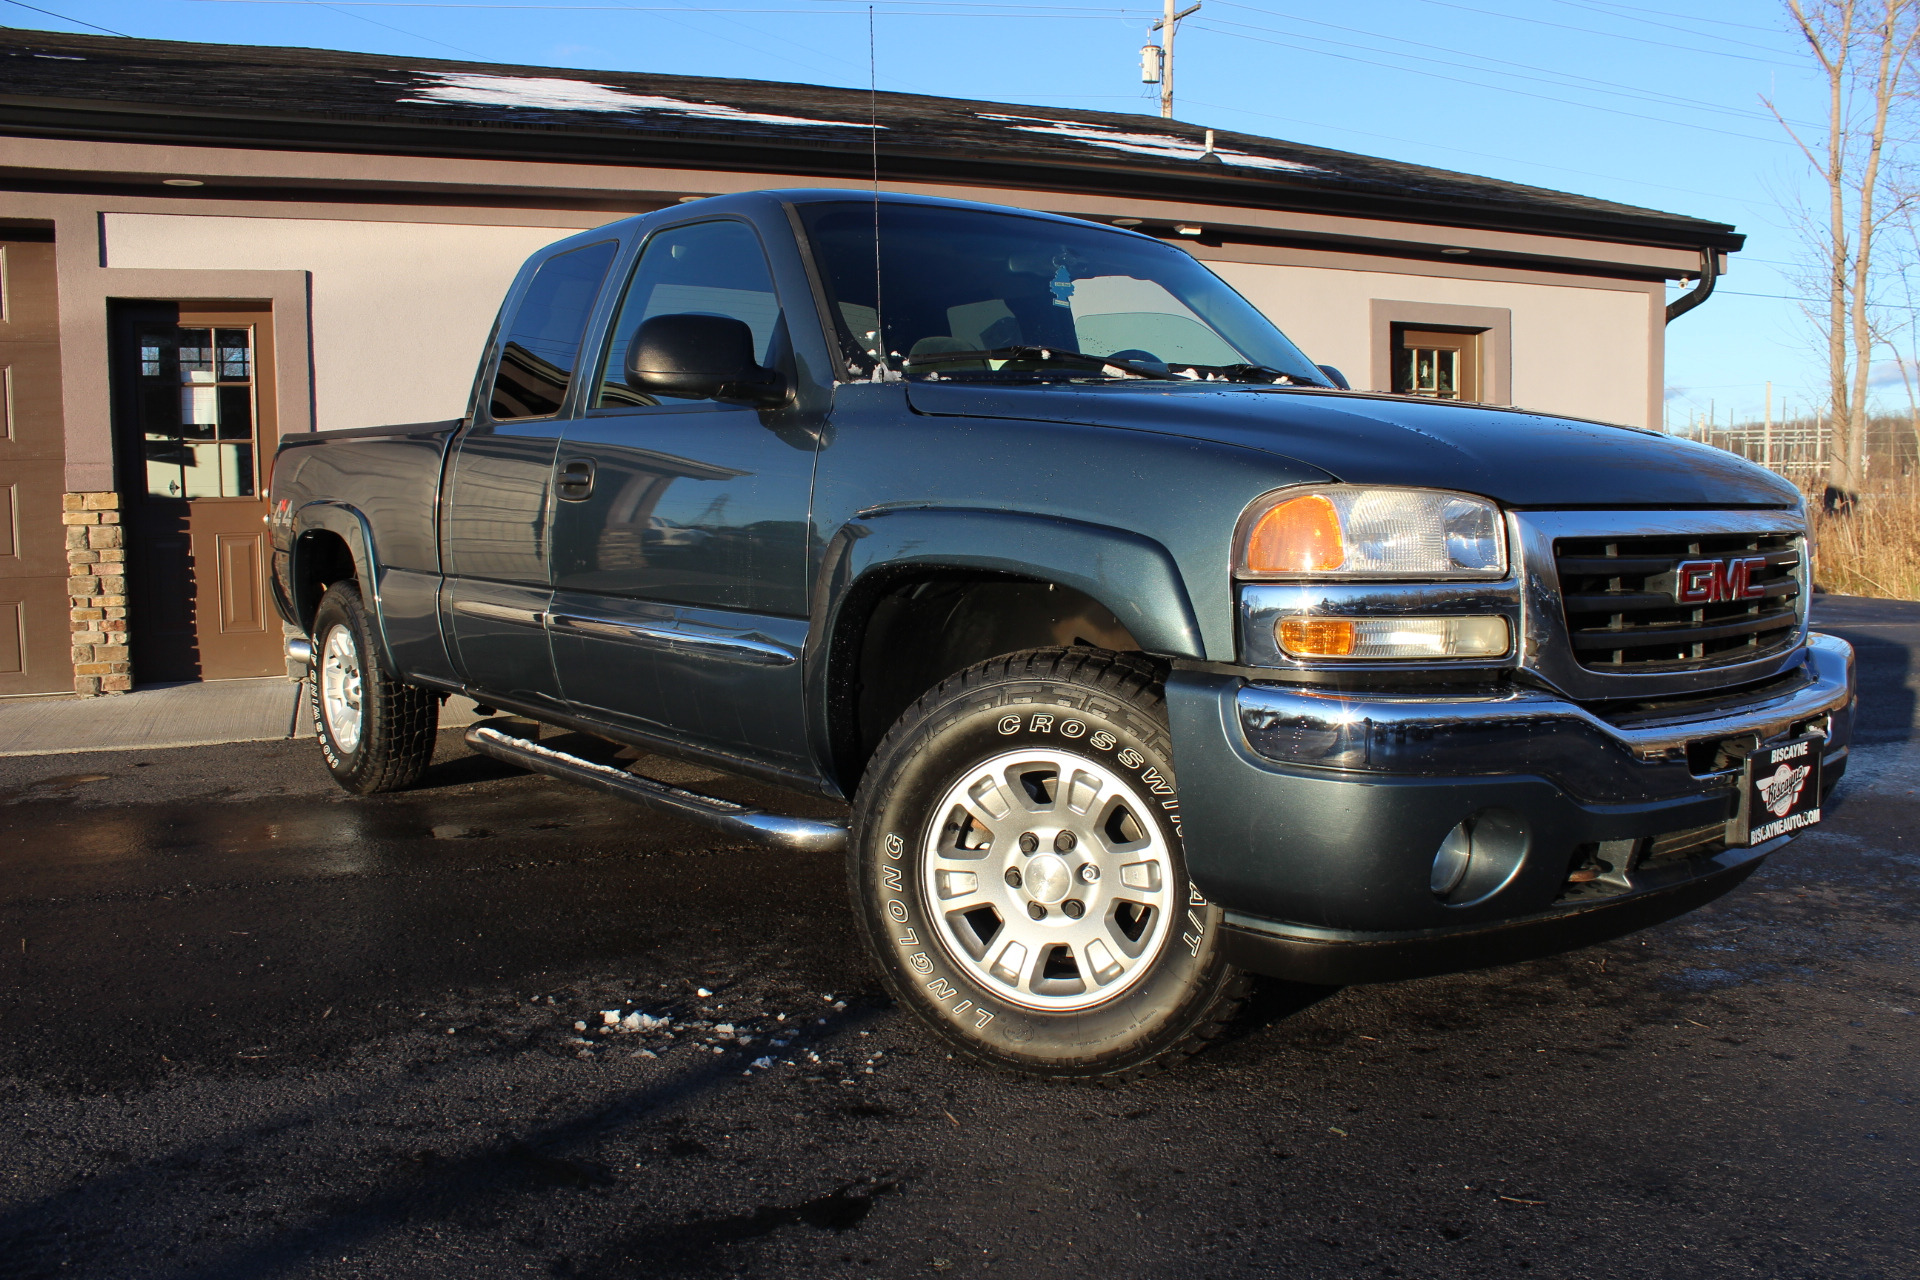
[134,324,260,499]
[489,240,618,421]
[596,221,781,408]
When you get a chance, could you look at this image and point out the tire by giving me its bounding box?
[849,647,1249,1079]
[309,581,438,794]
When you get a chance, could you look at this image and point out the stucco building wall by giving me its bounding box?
[1214,261,1660,429]
[94,207,1666,436]
[102,213,579,432]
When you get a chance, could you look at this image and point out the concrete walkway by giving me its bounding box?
[0,678,481,757]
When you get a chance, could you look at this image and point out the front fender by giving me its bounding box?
[805,507,1205,789]
[821,507,1204,657]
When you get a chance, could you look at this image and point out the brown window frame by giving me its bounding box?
[1369,300,1512,404]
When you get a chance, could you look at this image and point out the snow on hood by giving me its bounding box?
[976,113,1324,173]
[401,72,880,128]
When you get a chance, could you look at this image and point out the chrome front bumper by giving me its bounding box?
[1235,632,1855,806]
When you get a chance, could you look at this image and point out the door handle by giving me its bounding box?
[557,457,595,501]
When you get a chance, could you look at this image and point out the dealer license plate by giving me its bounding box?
[1731,735,1823,846]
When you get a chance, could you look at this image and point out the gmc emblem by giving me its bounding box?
[1676,556,1768,604]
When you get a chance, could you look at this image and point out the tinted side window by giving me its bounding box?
[489,240,617,421]
[596,221,781,408]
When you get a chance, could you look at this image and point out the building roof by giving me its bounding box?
[0,29,1742,252]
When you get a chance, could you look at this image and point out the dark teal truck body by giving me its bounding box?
[269,190,1855,988]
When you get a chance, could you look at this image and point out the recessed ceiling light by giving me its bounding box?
[676,195,706,203]
[1440,247,1470,255]
[1111,217,1143,226]
[162,178,204,187]
[1175,224,1203,236]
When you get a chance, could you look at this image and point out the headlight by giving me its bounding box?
[1238,486,1507,579]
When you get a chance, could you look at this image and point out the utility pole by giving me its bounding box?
[1144,0,1201,120]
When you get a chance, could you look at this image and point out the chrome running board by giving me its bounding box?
[463,724,847,854]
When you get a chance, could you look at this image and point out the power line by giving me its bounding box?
[185,0,1152,12]
[1178,94,1777,213]
[1187,19,1791,146]
[1211,3,1818,132]
[1,0,130,35]
[305,0,489,56]
[1548,0,1792,46]
[1410,0,1799,64]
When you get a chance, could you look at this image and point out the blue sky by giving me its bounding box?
[6,0,1889,426]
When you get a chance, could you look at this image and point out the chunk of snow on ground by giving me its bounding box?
[696,987,713,998]
[751,1056,774,1069]
[402,73,878,128]
[601,1010,620,1026]
[573,1021,587,1032]
[976,113,1324,174]
[714,1023,736,1037]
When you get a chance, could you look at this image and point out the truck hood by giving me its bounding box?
[905,382,1798,508]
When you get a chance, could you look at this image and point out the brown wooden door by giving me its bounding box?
[113,301,282,681]
[0,233,72,696]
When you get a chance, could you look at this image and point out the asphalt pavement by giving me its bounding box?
[1,598,1915,1280]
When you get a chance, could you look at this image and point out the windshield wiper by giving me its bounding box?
[1190,362,1321,385]
[901,346,1184,381]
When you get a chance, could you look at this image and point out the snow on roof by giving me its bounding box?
[402,72,880,128]
[977,113,1323,174]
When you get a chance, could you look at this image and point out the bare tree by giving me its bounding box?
[1767,0,1919,496]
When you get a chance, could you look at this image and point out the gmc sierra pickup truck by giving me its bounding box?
[270,190,1855,1078]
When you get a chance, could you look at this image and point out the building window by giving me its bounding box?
[133,324,258,498]
[1393,325,1482,401]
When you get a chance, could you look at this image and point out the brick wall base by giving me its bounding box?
[63,491,130,696]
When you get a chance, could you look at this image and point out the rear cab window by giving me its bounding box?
[488,240,619,421]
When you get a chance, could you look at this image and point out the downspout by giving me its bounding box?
[1665,249,1721,324]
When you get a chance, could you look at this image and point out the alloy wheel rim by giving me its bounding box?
[319,624,364,754]
[920,747,1174,1013]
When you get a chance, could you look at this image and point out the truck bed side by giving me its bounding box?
[271,419,461,679]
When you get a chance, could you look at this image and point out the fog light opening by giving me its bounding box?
[1430,822,1474,896]
[1429,809,1531,907]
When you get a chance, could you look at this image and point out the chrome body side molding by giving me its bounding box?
[451,598,547,628]
[543,611,798,666]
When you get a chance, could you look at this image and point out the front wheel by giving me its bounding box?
[849,648,1247,1078]
[309,581,438,794]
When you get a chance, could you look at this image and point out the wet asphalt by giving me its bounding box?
[1,597,1916,1280]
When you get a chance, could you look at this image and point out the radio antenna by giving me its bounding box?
[868,4,886,379]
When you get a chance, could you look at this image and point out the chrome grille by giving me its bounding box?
[1553,530,1802,672]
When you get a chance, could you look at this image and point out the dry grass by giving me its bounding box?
[1806,477,1920,600]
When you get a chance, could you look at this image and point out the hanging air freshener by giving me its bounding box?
[1049,262,1075,307]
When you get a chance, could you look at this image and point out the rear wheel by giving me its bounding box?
[849,648,1247,1078]
[309,581,438,794]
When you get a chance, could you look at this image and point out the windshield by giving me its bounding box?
[797,202,1327,385]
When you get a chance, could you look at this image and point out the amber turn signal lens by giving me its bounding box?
[1277,617,1356,657]
[1246,494,1344,573]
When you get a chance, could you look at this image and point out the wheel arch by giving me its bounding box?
[808,508,1204,796]
[289,502,396,670]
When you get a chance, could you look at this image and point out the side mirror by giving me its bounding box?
[625,313,788,407]
[1316,364,1351,390]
